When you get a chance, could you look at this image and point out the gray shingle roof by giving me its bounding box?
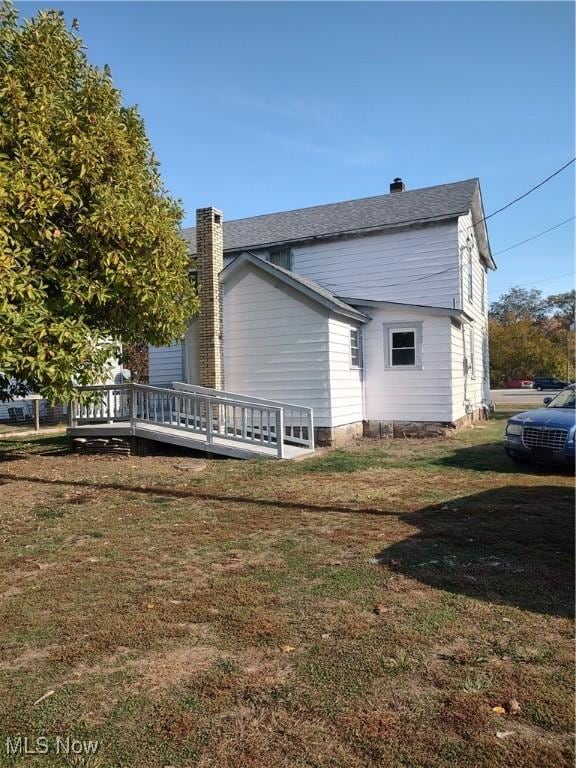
[183,178,480,255]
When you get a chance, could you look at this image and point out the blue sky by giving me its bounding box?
[18,1,575,301]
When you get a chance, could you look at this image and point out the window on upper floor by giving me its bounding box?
[350,328,363,369]
[267,247,293,271]
[384,323,423,369]
[468,250,474,302]
[481,268,486,312]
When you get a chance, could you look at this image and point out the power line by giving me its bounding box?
[492,215,575,256]
[344,265,458,291]
[491,271,574,293]
[465,157,575,231]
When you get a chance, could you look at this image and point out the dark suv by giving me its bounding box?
[533,377,570,391]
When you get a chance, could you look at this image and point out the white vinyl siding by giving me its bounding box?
[456,212,491,413]
[222,265,364,428]
[222,265,333,425]
[290,221,460,307]
[148,343,183,387]
[328,318,364,426]
[363,307,453,422]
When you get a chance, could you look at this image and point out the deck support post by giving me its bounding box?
[205,398,213,444]
[68,401,76,429]
[307,410,315,451]
[130,386,137,432]
[33,399,40,432]
[276,409,284,459]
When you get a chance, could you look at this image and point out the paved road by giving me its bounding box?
[490,389,562,407]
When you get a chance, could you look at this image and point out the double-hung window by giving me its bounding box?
[468,251,474,302]
[384,322,423,369]
[350,328,363,369]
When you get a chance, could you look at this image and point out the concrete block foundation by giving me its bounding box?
[315,421,364,448]
[363,406,490,440]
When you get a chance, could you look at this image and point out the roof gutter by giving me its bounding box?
[339,297,474,323]
[186,213,467,258]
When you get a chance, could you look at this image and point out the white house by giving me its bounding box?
[149,177,496,445]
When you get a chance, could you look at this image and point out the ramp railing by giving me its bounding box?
[172,382,314,450]
[70,383,314,457]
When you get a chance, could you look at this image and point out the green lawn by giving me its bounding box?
[0,418,573,767]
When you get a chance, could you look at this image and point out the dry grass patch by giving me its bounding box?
[0,419,573,767]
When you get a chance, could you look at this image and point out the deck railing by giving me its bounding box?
[70,383,314,457]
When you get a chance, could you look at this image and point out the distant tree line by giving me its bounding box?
[489,288,575,386]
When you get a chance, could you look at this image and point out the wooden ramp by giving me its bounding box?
[68,383,315,460]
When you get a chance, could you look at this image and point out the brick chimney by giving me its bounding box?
[390,177,405,193]
[196,206,223,389]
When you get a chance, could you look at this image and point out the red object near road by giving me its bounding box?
[505,379,533,389]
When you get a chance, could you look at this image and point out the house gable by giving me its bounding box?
[221,252,369,323]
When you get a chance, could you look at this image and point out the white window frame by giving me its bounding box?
[383,322,423,370]
[350,328,363,370]
[468,250,474,302]
[481,267,486,312]
[267,247,293,271]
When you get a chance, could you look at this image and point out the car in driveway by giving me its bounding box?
[532,376,570,391]
[504,385,576,466]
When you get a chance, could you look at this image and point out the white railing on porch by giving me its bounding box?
[70,383,314,457]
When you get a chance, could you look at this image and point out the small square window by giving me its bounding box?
[350,328,363,369]
[268,247,292,271]
[390,330,416,366]
[383,322,422,369]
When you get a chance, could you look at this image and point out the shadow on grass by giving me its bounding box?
[430,441,572,475]
[0,471,401,518]
[376,485,575,617]
[0,434,69,462]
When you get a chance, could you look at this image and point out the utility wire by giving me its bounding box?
[465,158,575,231]
[491,271,574,292]
[342,265,458,292]
[492,215,575,256]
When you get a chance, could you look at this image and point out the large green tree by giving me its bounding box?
[547,290,575,328]
[489,286,575,385]
[489,287,546,324]
[489,317,571,386]
[0,3,197,401]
